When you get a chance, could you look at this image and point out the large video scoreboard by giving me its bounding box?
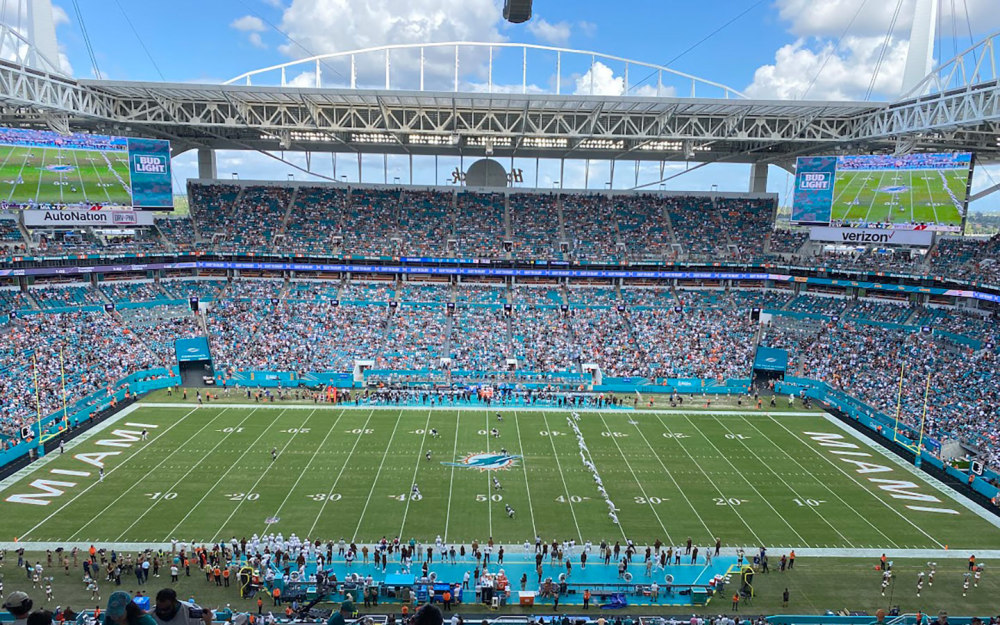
[0,126,173,210]
[791,152,973,232]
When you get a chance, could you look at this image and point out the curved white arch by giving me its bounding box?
[898,31,1000,100]
[0,22,66,76]
[223,41,747,99]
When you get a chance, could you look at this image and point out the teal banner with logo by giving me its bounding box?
[753,346,788,372]
[175,336,211,362]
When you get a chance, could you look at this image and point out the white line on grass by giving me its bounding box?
[351,410,406,542]
[623,412,715,542]
[511,411,538,541]
[113,408,263,541]
[398,409,434,538]
[818,413,1000,530]
[539,411,584,544]
[209,409,315,543]
[596,411,672,543]
[767,414,945,548]
[307,409,377,537]
[484,410,493,539]
[18,406,206,541]
[163,407,290,541]
[138,402,820,417]
[0,404,145,493]
[681,414,809,545]
[443,410,462,542]
[260,408,344,536]
[653,413,762,544]
[708,415,852,546]
[737,414,899,548]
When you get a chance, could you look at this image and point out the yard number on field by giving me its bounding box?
[714,497,747,506]
[793,498,825,507]
[307,493,342,502]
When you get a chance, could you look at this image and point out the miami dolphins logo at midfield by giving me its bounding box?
[442,452,521,471]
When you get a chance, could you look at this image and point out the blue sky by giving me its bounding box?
[19,0,1000,211]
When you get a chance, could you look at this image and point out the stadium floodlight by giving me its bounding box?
[503,0,532,23]
[523,137,568,148]
[579,138,624,150]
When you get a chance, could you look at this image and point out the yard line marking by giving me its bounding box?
[512,410,538,540]
[539,411,584,544]
[737,414,899,548]
[115,408,265,541]
[351,409,406,542]
[709,415,852,546]
[259,408,342,536]
[209,409,314,543]
[18,406,205,541]
[398,409,434,538]
[443,410,463,542]
[652,413,760,544]
[767,414,945,548]
[484,409,493,539]
[308,409,378,536]
[681,414,808,545]
[163,407,287,540]
[596,411,672,543]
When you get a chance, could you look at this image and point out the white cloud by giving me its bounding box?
[578,21,596,38]
[775,0,1000,38]
[574,61,623,96]
[571,62,676,98]
[231,15,267,32]
[746,35,908,100]
[277,0,505,90]
[261,0,285,7]
[527,16,571,46]
[52,5,70,27]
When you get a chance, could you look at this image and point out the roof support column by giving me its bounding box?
[748,162,768,194]
[197,148,217,180]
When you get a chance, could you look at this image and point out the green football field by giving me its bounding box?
[0,144,132,206]
[2,403,998,550]
[831,168,968,226]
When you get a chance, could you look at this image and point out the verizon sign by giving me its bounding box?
[23,209,153,229]
[809,226,935,247]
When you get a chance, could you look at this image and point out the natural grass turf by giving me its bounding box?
[2,404,996,551]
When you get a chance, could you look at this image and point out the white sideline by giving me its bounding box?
[0,541,995,560]
[139,402,823,417]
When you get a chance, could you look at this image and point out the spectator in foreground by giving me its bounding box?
[105,592,156,625]
[151,589,211,625]
[3,591,33,625]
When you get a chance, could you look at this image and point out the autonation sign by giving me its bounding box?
[23,209,154,228]
[809,226,935,247]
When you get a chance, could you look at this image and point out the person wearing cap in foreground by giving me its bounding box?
[105,592,156,625]
[3,591,33,625]
[325,598,355,625]
[150,589,211,625]
[412,604,443,625]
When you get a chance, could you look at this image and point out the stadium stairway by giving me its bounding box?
[272,186,300,252]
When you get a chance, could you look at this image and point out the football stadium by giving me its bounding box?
[1,1,1000,624]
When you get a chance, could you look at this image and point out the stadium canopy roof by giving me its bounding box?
[0,38,999,166]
